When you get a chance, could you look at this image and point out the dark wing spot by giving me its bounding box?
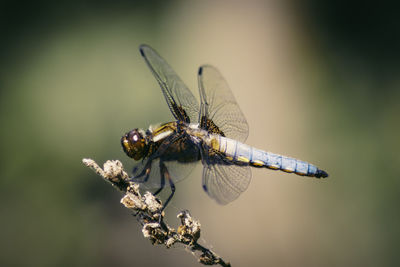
[198,66,203,75]
[201,116,225,136]
[202,184,208,192]
[139,44,147,57]
[172,103,190,123]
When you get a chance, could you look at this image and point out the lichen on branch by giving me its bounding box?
[82,158,231,267]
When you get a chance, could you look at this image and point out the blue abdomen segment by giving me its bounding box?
[249,148,327,178]
[214,136,328,178]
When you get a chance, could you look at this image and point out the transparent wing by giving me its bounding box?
[198,65,249,142]
[132,158,198,190]
[140,44,199,123]
[165,160,198,185]
[202,163,252,205]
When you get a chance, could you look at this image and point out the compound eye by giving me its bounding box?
[128,131,138,143]
[121,129,146,160]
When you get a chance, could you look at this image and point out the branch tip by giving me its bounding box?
[83,158,230,266]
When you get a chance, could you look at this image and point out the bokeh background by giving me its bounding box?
[1,1,399,266]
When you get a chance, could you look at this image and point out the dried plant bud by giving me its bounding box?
[83,158,230,267]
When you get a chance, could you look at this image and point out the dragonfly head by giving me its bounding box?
[121,129,147,160]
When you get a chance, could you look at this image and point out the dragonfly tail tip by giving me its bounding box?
[315,169,329,178]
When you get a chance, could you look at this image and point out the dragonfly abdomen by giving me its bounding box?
[213,135,328,178]
[251,149,327,178]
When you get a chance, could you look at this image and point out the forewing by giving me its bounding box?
[140,45,199,123]
[198,65,249,142]
[202,163,251,205]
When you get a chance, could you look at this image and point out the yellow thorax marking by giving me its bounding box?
[153,122,176,134]
[210,137,220,151]
[152,122,176,142]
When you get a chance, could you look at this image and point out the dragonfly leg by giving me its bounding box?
[159,161,176,212]
[131,160,152,183]
[153,174,165,196]
[163,175,175,212]
[131,134,182,182]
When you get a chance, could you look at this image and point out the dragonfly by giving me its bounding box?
[121,44,328,209]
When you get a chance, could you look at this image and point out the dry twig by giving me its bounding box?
[82,158,231,267]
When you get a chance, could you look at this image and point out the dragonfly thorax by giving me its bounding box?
[121,129,147,160]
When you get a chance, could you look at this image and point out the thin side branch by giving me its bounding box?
[82,158,231,267]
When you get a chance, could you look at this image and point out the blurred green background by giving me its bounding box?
[1,1,399,266]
